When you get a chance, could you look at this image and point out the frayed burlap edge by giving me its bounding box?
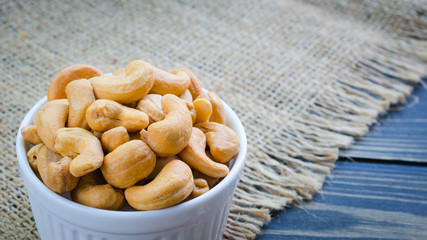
[223,12,427,240]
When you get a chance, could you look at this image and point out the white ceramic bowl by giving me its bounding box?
[16,95,247,240]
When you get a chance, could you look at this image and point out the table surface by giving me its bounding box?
[257,80,427,240]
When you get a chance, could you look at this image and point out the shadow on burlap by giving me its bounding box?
[0,0,426,239]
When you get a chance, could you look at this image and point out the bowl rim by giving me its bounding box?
[16,94,247,219]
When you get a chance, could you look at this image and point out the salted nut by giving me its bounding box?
[149,67,191,96]
[178,127,229,178]
[26,143,44,172]
[47,64,102,101]
[66,79,95,129]
[136,94,165,123]
[141,94,192,157]
[207,92,226,124]
[34,99,69,151]
[173,68,203,99]
[146,156,180,181]
[101,126,130,152]
[196,122,240,163]
[36,145,79,194]
[71,171,124,210]
[192,178,210,198]
[125,160,194,210]
[90,60,154,104]
[54,128,104,177]
[21,125,42,145]
[86,99,149,132]
[101,140,156,189]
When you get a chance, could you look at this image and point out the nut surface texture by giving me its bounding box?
[101,126,130,152]
[66,79,95,129]
[21,125,43,145]
[173,68,202,99]
[136,94,164,123]
[207,92,226,124]
[149,67,190,96]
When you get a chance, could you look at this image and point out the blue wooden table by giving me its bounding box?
[257,80,427,240]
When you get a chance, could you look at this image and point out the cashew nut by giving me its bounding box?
[195,122,240,163]
[179,89,193,103]
[86,99,149,132]
[36,145,79,194]
[125,160,194,210]
[47,64,102,101]
[192,169,219,189]
[192,178,209,198]
[193,93,212,124]
[21,125,42,145]
[26,143,44,172]
[101,140,156,189]
[71,171,124,210]
[90,60,154,104]
[146,156,180,180]
[54,128,104,177]
[136,94,164,123]
[65,79,95,129]
[149,67,190,95]
[207,92,226,124]
[101,126,130,152]
[92,130,103,139]
[140,94,192,157]
[34,99,69,151]
[173,68,202,99]
[178,127,229,178]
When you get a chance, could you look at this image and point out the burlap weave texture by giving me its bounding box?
[1,0,426,239]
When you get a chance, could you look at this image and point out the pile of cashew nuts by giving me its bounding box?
[21,60,240,211]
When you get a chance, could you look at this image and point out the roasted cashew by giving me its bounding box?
[146,156,180,180]
[21,125,42,145]
[101,126,130,152]
[47,64,102,101]
[101,140,156,189]
[149,67,190,96]
[195,122,240,163]
[179,89,193,103]
[192,169,219,189]
[173,68,202,99]
[90,60,154,104]
[136,94,164,123]
[140,94,192,157]
[71,171,124,210]
[66,79,95,129]
[193,93,212,124]
[26,143,44,172]
[86,99,149,132]
[207,92,226,124]
[178,127,229,178]
[37,145,79,194]
[125,160,194,210]
[54,128,104,177]
[192,178,209,198]
[34,99,69,151]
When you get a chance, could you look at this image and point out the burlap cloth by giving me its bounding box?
[1,0,426,239]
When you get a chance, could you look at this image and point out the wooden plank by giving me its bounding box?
[257,160,427,240]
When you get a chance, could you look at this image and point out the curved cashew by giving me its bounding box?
[173,68,202,99]
[136,94,164,123]
[146,156,180,180]
[86,99,149,132]
[101,126,130,152]
[34,99,69,151]
[47,64,102,101]
[37,145,79,194]
[193,93,212,124]
[66,79,95,129]
[195,122,240,163]
[54,128,104,177]
[90,60,154,104]
[178,127,229,178]
[125,160,194,210]
[71,171,124,210]
[141,94,192,157]
[192,178,209,198]
[193,169,219,189]
[26,143,44,172]
[207,92,226,124]
[149,67,190,95]
[101,140,156,189]
[21,125,42,145]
